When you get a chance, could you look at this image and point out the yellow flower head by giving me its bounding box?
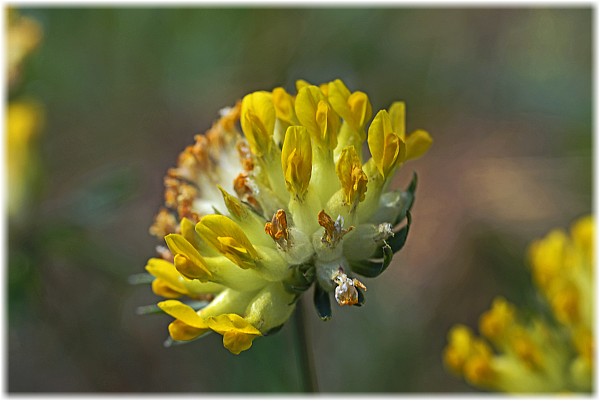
[138,79,432,353]
[444,215,594,393]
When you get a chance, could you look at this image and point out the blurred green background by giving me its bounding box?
[7,7,592,392]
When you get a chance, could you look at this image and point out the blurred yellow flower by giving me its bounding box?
[141,79,432,354]
[6,9,44,221]
[6,100,44,220]
[443,215,593,393]
[6,8,42,89]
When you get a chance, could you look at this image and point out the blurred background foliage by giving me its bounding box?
[7,7,591,392]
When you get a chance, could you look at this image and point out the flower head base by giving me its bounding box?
[139,79,432,353]
[443,216,594,393]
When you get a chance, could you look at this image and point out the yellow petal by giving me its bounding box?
[367,110,391,173]
[272,87,297,125]
[196,215,259,268]
[381,132,406,177]
[165,234,213,280]
[7,101,44,217]
[168,319,209,341]
[478,297,516,343]
[295,79,312,92]
[315,100,340,150]
[444,325,474,374]
[222,331,258,355]
[146,257,224,297]
[319,83,329,96]
[7,101,43,144]
[147,258,189,298]
[145,258,187,293]
[217,185,247,219]
[405,129,433,161]
[368,110,405,178]
[463,353,494,388]
[528,229,568,290]
[208,314,262,335]
[173,254,209,280]
[216,236,256,270]
[336,146,368,205]
[389,102,432,161]
[347,91,372,130]
[240,91,275,157]
[328,79,372,130]
[180,217,203,250]
[327,79,352,122]
[281,125,312,198]
[295,85,326,139]
[158,299,208,328]
[571,215,593,259]
[208,313,262,355]
[151,278,183,299]
[388,101,406,139]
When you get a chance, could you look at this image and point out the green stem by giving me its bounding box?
[294,297,319,393]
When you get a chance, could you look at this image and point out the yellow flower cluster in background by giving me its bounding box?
[6,9,44,221]
[444,216,593,393]
[141,79,432,354]
[7,101,44,219]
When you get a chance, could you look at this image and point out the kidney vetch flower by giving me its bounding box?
[138,79,432,354]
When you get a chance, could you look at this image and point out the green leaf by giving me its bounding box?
[313,285,332,321]
[351,241,394,278]
[128,273,155,285]
[136,304,165,315]
[371,177,417,258]
[163,331,209,347]
[387,211,412,253]
[354,287,366,307]
[392,172,417,226]
[282,263,315,296]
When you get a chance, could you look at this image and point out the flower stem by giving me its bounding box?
[294,297,319,392]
